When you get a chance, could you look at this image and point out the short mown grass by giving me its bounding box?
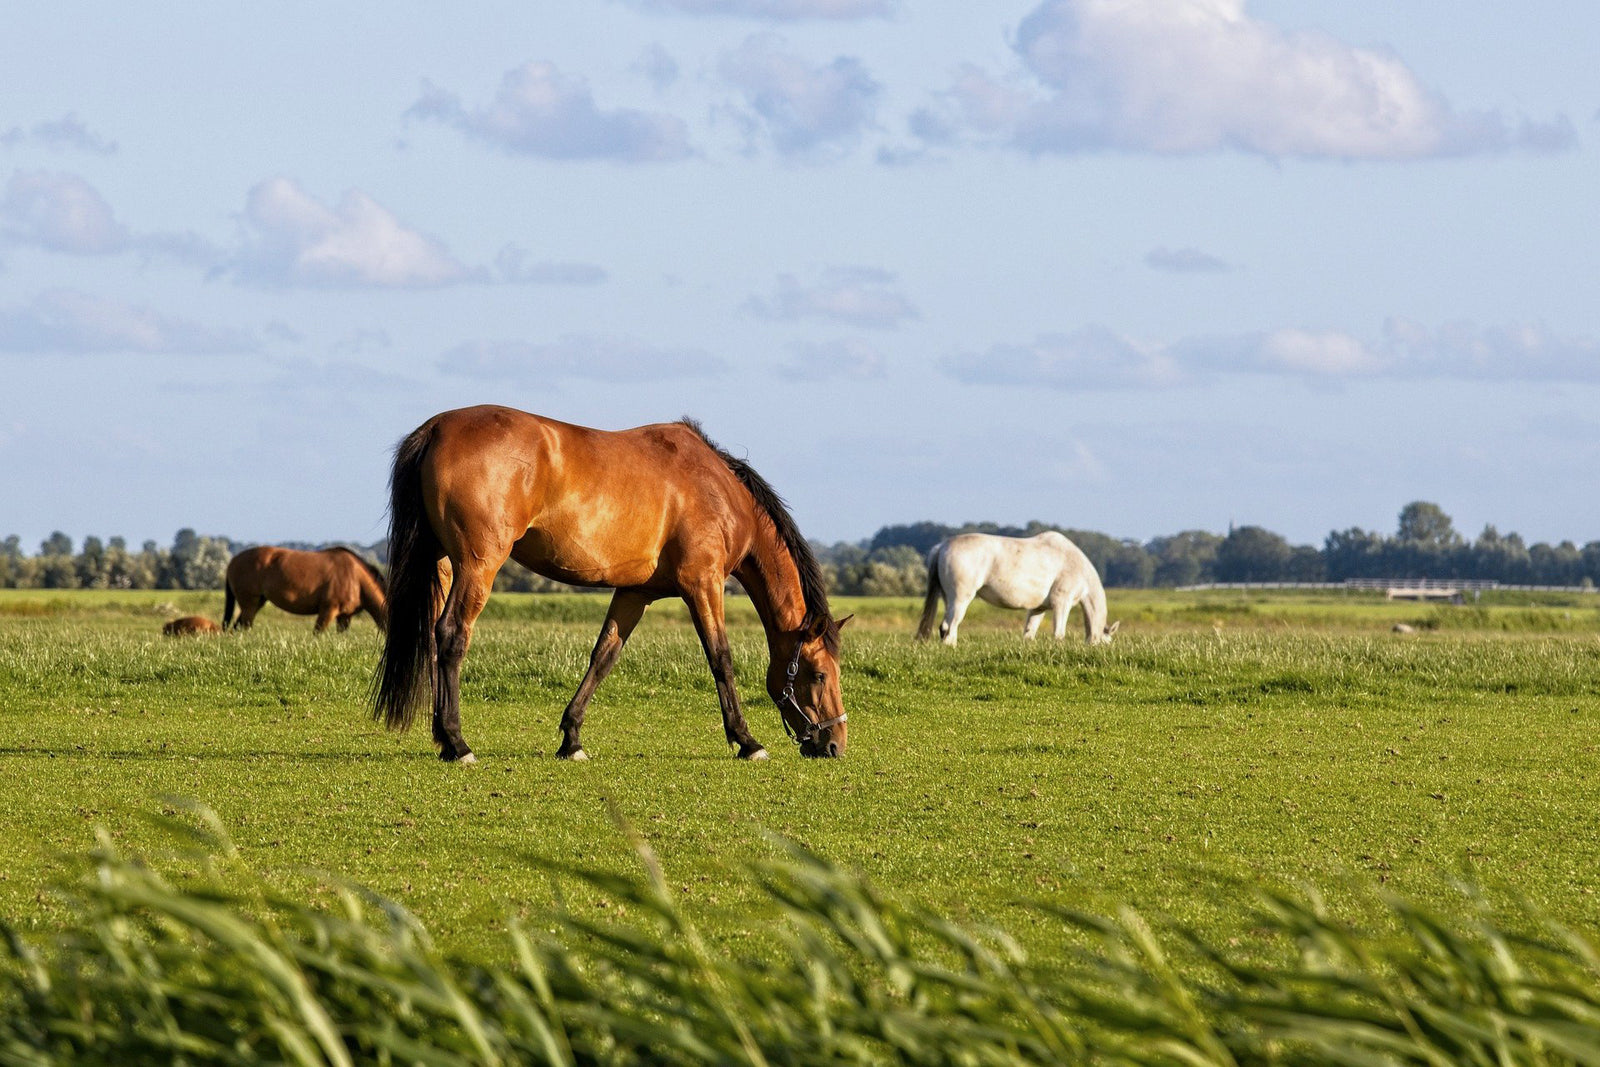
[2,589,1599,969]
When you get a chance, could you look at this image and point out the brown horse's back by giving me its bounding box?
[423,407,752,590]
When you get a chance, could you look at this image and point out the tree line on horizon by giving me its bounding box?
[4,503,1596,595]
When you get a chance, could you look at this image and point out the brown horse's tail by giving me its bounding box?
[915,543,944,640]
[372,420,442,732]
[223,580,236,630]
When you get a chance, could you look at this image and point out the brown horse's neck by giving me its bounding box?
[358,571,388,625]
[736,515,809,660]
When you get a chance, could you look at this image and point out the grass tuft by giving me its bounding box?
[7,813,1600,1064]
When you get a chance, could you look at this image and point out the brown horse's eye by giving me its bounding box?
[814,673,827,684]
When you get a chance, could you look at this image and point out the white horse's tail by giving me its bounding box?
[915,543,944,640]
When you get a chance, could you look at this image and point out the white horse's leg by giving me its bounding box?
[940,590,973,646]
[1023,608,1046,639]
[1051,595,1076,640]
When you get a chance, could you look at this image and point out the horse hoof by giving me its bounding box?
[561,749,589,762]
[738,746,769,761]
[457,752,478,766]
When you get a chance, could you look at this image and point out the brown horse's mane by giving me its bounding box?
[325,545,387,591]
[680,419,834,646]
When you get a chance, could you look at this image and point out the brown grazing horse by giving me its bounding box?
[163,615,222,636]
[373,405,850,763]
[224,546,388,633]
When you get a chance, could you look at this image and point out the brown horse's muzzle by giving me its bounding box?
[797,713,846,758]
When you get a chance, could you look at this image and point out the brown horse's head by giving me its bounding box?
[770,613,851,758]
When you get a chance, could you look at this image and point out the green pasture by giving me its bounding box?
[2,587,1599,962]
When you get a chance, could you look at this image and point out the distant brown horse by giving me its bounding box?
[163,615,222,637]
[224,547,388,633]
[373,405,850,763]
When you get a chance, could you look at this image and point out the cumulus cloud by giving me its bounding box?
[0,170,218,264]
[228,177,477,289]
[0,289,255,354]
[921,0,1574,160]
[632,44,681,91]
[439,336,725,382]
[1146,246,1232,273]
[494,244,607,285]
[0,170,128,253]
[947,319,1600,388]
[720,36,881,157]
[945,326,1181,389]
[626,0,894,19]
[779,337,886,380]
[745,266,916,328]
[408,61,692,162]
[0,113,117,155]
[1382,318,1600,382]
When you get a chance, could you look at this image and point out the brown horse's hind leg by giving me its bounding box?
[684,582,766,760]
[336,614,352,633]
[557,589,653,760]
[314,608,336,633]
[233,596,265,630]
[432,559,494,763]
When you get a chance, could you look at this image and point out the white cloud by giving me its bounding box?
[0,170,128,253]
[0,289,255,354]
[408,61,692,162]
[228,177,476,289]
[923,0,1574,160]
[439,336,725,382]
[945,326,1180,389]
[0,170,220,265]
[1145,246,1232,273]
[948,319,1600,389]
[745,266,916,328]
[494,244,607,285]
[626,0,893,18]
[720,36,881,157]
[1383,318,1600,382]
[632,45,681,91]
[779,338,886,380]
[0,113,117,155]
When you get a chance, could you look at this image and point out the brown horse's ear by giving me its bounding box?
[835,614,854,630]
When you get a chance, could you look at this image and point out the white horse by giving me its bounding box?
[916,531,1119,646]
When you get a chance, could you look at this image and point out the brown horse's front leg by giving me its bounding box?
[558,590,652,760]
[684,584,766,760]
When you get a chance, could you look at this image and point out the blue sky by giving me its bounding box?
[1,0,1595,549]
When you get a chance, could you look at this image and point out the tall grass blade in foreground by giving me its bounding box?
[6,816,1600,1064]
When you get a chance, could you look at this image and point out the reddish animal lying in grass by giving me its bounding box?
[163,615,223,637]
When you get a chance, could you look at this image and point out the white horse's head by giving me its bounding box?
[1092,619,1121,645]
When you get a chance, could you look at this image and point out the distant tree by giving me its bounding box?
[75,535,109,589]
[868,522,955,556]
[1397,502,1459,547]
[1286,545,1326,582]
[1215,525,1293,582]
[40,531,72,557]
[1323,527,1386,580]
[1147,530,1221,586]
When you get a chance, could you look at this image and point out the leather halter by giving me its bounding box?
[775,636,847,747]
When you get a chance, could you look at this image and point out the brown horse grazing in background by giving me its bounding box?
[163,615,222,637]
[224,546,388,633]
[373,405,850,763]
